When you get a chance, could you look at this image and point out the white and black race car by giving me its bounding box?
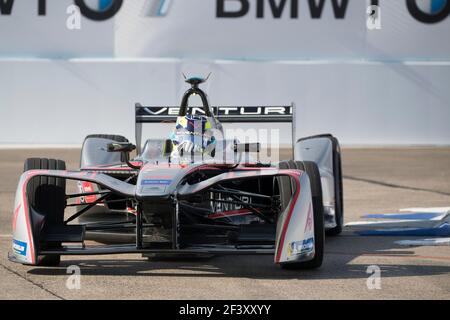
[9,76,343,270]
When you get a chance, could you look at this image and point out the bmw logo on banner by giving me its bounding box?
[407,0,450,23]
[73,0,172,20]
[74,0,123,21]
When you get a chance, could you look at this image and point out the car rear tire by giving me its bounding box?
[24,158,66,266]
[277,160,325,269]
[326,137,344,236]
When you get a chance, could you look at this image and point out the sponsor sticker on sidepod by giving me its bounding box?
[13,239,27,256]
[288,237,314,257]
[141,179,172,185]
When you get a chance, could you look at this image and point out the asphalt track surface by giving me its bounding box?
[0,148,449,299]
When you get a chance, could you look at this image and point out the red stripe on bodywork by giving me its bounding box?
[82,161,141,171]
[185,164,221,175]
[304,203,313,233]
[83,167,134,171]
[22,173,36,264]
[209,209,254,219]
[275,172,302,263]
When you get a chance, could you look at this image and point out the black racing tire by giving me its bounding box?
[326,137,344,236]
[24,158,66,266]
[277,160,324,269]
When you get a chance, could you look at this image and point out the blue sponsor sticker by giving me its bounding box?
[13,239,27,256]
[141,179,172,186]
[300,237,314,253]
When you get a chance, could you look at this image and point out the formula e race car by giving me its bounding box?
[9,76,343,269]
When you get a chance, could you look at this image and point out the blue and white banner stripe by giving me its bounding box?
[145,0,172,17]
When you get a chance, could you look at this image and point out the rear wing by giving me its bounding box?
[135,103,296,153]
[135,105,293,123]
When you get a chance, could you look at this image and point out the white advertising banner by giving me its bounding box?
[114,0,450,59]
[1,0,449,59]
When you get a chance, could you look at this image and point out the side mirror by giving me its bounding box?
[107,142,136,153]
[107,142,141,169]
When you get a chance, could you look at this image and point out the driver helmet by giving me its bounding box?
[170,115,216,157]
